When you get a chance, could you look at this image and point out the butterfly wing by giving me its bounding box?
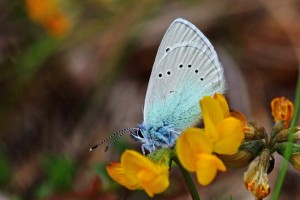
[151,18,220,72]
[143,18,226,131]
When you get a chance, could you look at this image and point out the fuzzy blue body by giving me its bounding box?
[133,123,180,154]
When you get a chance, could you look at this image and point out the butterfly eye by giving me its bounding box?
[166,48,170,52]
[137,129,144,138]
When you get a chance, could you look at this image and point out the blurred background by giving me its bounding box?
[0,0,299,199]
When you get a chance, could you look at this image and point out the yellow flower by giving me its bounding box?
[106,150,169,197]
[200,95,245,154]
[25,0,71,36]
[176,95,244,185]
[214,93,250,132]
[271,97,294,128]
[213,93,230,117]
[176,128,226,185]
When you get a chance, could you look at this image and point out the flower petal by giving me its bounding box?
[195,154,226,185]
[122,150,156,175]
[121,150,169,197]
[176,128,213,172]
[230,110,248,127]
[138,168,169,197]
[244,161,270,199]
[204,114,219,142]
[106,162,140,190]
[214,93,230,117]
[200,96,224,127]
[214,117,244,155]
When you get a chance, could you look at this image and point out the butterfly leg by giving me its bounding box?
[141,144,146,155]
[141,143,155,154]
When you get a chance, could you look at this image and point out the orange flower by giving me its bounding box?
[25,0,70,36]
[43,12,70,36]
[271,97,294,128]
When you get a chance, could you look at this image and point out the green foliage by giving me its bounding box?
[94,162,108,180]
[43,155,75,192]
[226,195,233,200]
[115,139,129,154]
[35,183,53,199]
[0,153,11,187]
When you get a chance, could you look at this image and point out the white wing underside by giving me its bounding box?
[143,18,226,131]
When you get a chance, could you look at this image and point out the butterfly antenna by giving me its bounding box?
[104,127,139,152]
[90,128,139,152]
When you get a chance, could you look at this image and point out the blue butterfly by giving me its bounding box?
[91,18,226,154]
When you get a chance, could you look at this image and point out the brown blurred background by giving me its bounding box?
[0,0,299,199]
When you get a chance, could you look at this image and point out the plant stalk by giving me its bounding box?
[272,67,300,199]
[173,157,200,200]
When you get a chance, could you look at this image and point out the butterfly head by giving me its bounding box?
[131,122,181,154]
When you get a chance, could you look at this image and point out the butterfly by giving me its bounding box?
[90,18,226,154]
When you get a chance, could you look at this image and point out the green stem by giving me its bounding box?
[172,157,200,200]
[272,67,300,199]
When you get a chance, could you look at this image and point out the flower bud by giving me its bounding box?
[271,97,294,128]
[244,123,267,140]
[219,140,265,168]
[239,140,265,155]
[290,152,300,171]
[244,149,271,199]
[275,142,300,171]
[273,126,300,143]
[218,150,255,168]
